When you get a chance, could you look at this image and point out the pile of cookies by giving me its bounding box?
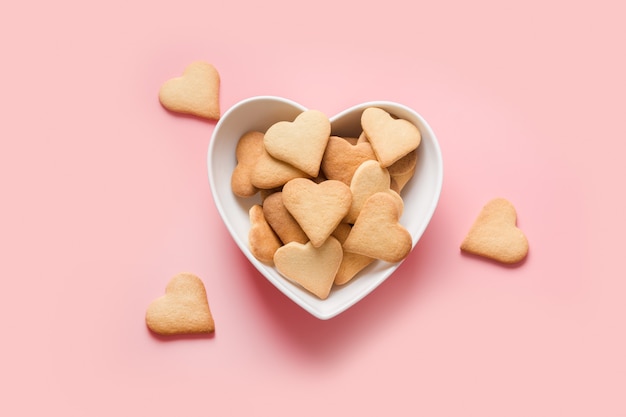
[147,60,529,333]
[232,107,422,299]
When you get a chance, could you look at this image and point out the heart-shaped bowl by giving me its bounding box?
[208,96,443,319]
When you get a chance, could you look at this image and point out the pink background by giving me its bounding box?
[1,0,624,415]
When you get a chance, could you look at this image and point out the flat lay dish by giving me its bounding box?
[208,96,443,319]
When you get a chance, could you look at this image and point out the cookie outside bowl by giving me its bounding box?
[208,96,443,319]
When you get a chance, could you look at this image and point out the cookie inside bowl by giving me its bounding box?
[208,96,443,319]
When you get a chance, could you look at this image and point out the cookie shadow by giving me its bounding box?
[146,326,216,342]
[161,105,219,124]
[459,248,530,268]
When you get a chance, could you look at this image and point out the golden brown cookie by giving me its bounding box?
[282,178,352,247]
[263,110,331,177]
[250,144,310,190]
[273,237,343,299]
[231,131,265,198]
[158,61,220,120]
[460,198,529,264]
[145,273,215,336]
[262,192,309,244]
[331,222,375,285]
[345,160,403,224]
[320,135,377,185]
[387,148,418,178]
[361,107,421,168]
[343,192,412,263]
[390,164,417,194]
[248,204,282,264]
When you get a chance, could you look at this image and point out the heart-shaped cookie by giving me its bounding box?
[262,192,308,245]
[358,131,418,193]
[282,178,352,247]
[208,97,443,319]
[273,237,343,300]
[332,223,375,286]
[158,61,220,120]
[460,198,529,264]
[360,129,419,176]
[320,136,376,185]
[361,107,421,168]
[231,131,265,197]
[343,192,412,263]
[250,143,310,190]
[345,160,403,224]
[263,109,331,177]
[145,273,215,336]
[248,204,283,264]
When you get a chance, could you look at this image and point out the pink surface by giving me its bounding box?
[1,0,624,415]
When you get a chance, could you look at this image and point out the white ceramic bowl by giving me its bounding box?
[208,96,443,319]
